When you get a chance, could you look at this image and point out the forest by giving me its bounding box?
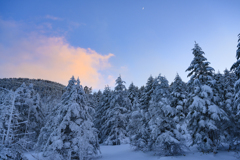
[0,34,240,160]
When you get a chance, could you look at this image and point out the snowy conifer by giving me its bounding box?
[13,83,44,149]
[222,69,236,114]
[230,33,240,149]
[93,90,103,112]
[212,72,224,107]
[93,90,103,131]
[41,76,100,160]
[139,76,154,112]
[170,74,187,124]
[127,82,139,106]
[103,76,131,145]
[148,75,185,155]
[186,43,228,152]
[0,89,28,159]
[139,86,145,96]
[127,88,143,147]
[95,86,112,143]
[219,69,237,148]
[130,76,154,151]
[83,84,95,119]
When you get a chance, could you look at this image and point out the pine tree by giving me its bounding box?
[130,76,154,151]
[220,69,237,148]
[93,90,103,112]
[83,85,95,118]
[127,82,139,106]
[92,90,102,134]
[186,43,228,152]
[212,72,224,107]
[139,76,154,112]
[127,88,143,148]
[95,86,112,143]
[84,86,92,95]
[222,69,236,114]
[0,89,28,160]
[0,83,44,151]
[230,33,240,149]
[103,76,131,145]
[148,75,185,155]
[139,86,145,96]
[41,76,100,160]
[171,74,187,124]
[14,83,44,149]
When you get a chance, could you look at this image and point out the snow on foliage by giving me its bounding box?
[170,74,187,125]
[37,76,100,160]
[2,35,240,159]
[147,75,186,155]
[94,86,112,144]
[0,83,44,159]
[230,33,240,149]
[102,76,131,145]
[186,43,228,152]
[129,75,155,151]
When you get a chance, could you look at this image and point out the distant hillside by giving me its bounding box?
[0,78,65,99]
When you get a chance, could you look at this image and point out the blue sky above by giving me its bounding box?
[0,0,240,90]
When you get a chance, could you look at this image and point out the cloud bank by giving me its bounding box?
[0,19,114,89]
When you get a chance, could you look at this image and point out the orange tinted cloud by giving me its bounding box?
[0,34,114,89]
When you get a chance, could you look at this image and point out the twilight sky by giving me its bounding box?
[0,0,240,90]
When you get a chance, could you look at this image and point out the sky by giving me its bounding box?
[0,0,240,90]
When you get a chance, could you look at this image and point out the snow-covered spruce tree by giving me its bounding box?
[139,86,145,96]
[83,85,95,118]
[103,76,131,145]
[42,76,100,160]
[35,97,62,151]
[139,76,154,113]
[130,76,155,151]
[92,90,103,134]
[93,90,103,113]
[84,86,92,95]
[222,69,236,114]
[0,88,8,105]
[148,74,185,156]
[127,88,143,148]
[4,82,44,150]
[220,69,237,148]
[230,33,240,149]
[186,43,228,152]
[127,82,139,106]
[212,72,224,107]
[170,74,187,124]
[211,72,235,147]
[0,89,28,160]
[95,86,112,143]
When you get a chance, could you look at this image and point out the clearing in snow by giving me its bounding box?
[25,144,238,160]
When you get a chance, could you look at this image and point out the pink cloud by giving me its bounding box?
[0,20,114,89]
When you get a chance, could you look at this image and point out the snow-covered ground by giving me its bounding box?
[25,144,238,160]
